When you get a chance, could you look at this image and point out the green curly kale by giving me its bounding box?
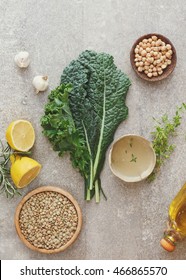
[41,50,131,202]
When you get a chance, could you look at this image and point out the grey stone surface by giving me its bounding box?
[1,0,186,260]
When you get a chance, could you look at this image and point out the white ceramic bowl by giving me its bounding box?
[109,135,156,182]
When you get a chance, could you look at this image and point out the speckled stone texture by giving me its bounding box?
[1,0,186,260]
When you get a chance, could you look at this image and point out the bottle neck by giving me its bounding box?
[164,220,183,245]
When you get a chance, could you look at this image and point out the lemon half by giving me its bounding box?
[10,156,41,188]
[6,120,35,152]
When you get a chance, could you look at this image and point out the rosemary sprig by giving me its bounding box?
[0,141,23,198]
[148,103,186,181]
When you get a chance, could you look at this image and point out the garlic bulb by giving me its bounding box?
[33,75,49,93]
[14,51,30,68]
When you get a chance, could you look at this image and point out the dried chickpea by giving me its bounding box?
[152,35,158,41]
[134,48,139,54]
[138,66,143,72]
[166,44,172,50]
[166,52,171,59]
[152,72,158,77]
[146,47,151,53]
[141,50,147,56]
[158,70,163,75]
[147,72,153,78]
[142,43,147,49]
[161,64,167,69]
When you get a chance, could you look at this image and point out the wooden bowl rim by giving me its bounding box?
[14,186,83,254]
[130,33,177,82]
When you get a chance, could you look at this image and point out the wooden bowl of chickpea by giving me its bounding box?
[130,33,177,82]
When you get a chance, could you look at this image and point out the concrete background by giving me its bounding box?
[1,0,186,260]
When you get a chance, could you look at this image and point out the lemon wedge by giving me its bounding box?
[6,120,35,152]
[10,155,41,188]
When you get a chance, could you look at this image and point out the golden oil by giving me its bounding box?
[160,183,186,252]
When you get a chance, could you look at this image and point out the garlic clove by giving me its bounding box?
[14,51,30,68]
[32,75,49,94]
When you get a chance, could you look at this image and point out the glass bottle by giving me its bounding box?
[160,182,186,252]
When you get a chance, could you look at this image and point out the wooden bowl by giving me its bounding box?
[130,33,177,82]
[109,134,156,182]
[15,186,82,254]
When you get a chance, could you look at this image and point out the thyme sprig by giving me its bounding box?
[148,103,186,181]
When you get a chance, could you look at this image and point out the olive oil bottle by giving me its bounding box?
[160,182,186,252]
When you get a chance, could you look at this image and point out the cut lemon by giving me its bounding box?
[6,120,35,152]
[10,155,41,188]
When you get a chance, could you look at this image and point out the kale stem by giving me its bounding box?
[95,180,100,203]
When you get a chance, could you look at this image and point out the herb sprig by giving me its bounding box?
[0,142,20,197]
[148,103,186,181]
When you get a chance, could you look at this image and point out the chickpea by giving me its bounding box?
[143,44,147,49]
[134,58,138,62]
[153,67,157,72]
[146,47,151,53]
[166,44,172,50]
[147,72,153,78]
[139,61,144,67]
[148,38,152,43]
[168,49,173,55]
[156,59,161,64]
[135,62,140,67]
[138,66,143,72]
[158,70,163,75]
[134,48,139,54]
[148,68,153,73]
[145,61,150,66]
[150,64,154,69]
[141,50,147,56]
[153,52,158,57]
[161,46,166,52]
[147,57,153,63]
[144,70,148,74]
[142,57,146,62]
[151,41,156,47]
[142,39,148,44]
[167,60,172,65]
[166,52,171,59]
[156,40,162,47]
[152,35,158,41]
[152,72,158,76]
[146,53,151,58]
[144,65,149,70]
[146,42,151,47]
[161,64,167,69]
[139,42,143,47]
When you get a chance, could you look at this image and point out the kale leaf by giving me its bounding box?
[41,50,131,202]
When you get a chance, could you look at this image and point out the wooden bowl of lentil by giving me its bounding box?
[15,186,82,254]
[130,33,177,82]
